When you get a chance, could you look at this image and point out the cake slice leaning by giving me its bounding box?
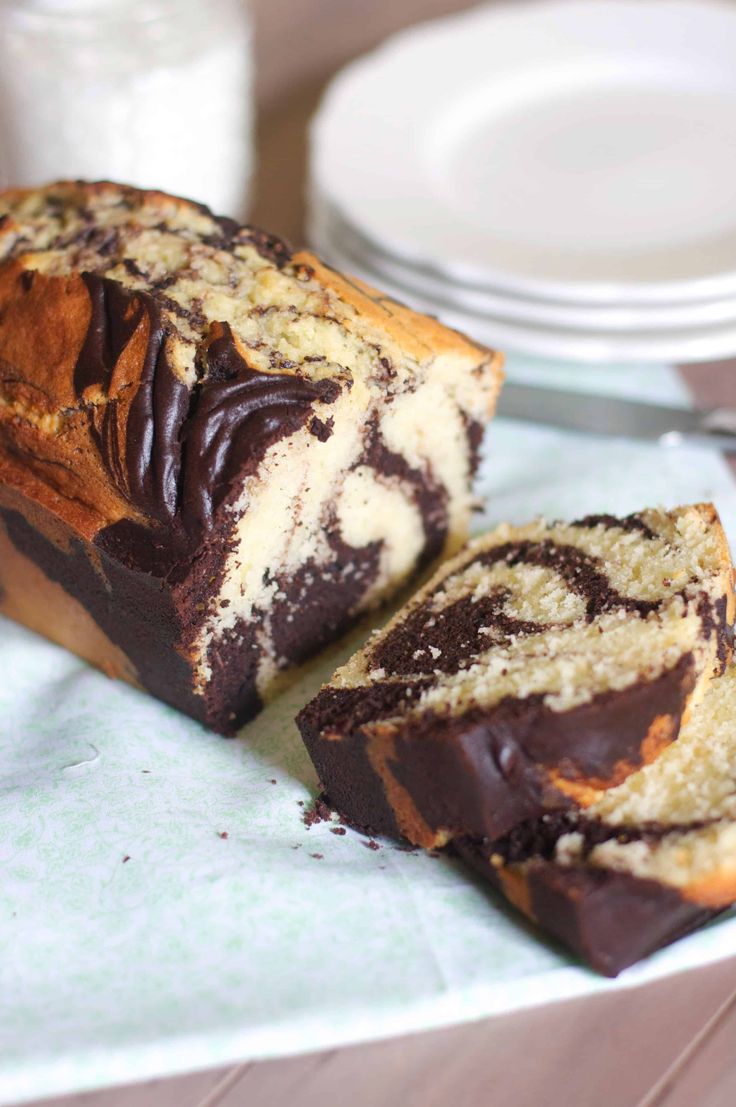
[297,505,734,846]
[0,180,502,733]
[456,662,736,975]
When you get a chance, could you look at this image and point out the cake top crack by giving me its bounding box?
[0,181,500,538]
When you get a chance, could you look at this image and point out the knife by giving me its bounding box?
[497,382,736,453]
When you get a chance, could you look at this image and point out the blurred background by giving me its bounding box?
[0,0,479,237]
[251,0,479,239]
[3,0,736,365]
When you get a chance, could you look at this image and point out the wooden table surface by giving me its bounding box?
[18,2,736,1104]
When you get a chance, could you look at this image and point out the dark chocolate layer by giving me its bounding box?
[181,322,340,532]
[1,498,385,734]
[361,416,449,566]
[73,274,189,524]
[299,653,697,842]
[489,810,720,865]
[76,272,146,395]
[202,528,384,732]
[571,511,658,540]
[69,274,341,553]
[299,680,428,737]
[372,588,546,677]
[699,592,734,673]
[0,504,203,722]
[370,535,669,680]
[456,839,718,976]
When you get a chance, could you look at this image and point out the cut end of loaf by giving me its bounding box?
[0,180,502,731]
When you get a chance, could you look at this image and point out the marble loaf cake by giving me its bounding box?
[458,662,736,974]
[0,180,502,733]
[298,506,735,847]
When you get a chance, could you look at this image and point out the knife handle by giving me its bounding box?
[701,409,736,436]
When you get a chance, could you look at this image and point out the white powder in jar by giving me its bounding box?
[0,0,253,218]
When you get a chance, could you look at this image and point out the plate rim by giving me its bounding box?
[311,0,736,306]
[312,194,736,333]
[311,226,736,364]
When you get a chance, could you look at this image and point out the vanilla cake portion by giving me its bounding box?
[0,180,502,732]
[458,664,736,975]
[297,505,734,846]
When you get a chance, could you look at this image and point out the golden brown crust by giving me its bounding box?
[685,871,736,907]
[496,865,533,917]
[0,179,501,733]
[0,263,156,531]
[298,251,505,389]
[363,724,441,847]
[0,513,139,685]
[0,181,503,534]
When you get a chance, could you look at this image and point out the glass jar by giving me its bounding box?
[0,0,253,218]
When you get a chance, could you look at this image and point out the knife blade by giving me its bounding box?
[497,381,736,453]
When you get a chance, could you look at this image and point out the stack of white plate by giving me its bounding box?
[309,0,736,364]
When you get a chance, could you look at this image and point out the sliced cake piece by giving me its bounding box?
[457,662,736,975]
[297,505,734,846]
[0,180,502,733]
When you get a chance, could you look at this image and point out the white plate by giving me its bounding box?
[311,192,736,333]
[313,227,736,363]
[312,0,736,305]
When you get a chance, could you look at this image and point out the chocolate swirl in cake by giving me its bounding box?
[371,536,662,681]
[475,540,661,619]
[72,276,342,533]
[298,506,735,846]
[360,415,449,570]
[484,809,721,866]
[0,180,501,732]
[571,511,659,540]
[372,587,546,677]
[75,273,147,395]
[181,323,340,531]
[79,278,190,524]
